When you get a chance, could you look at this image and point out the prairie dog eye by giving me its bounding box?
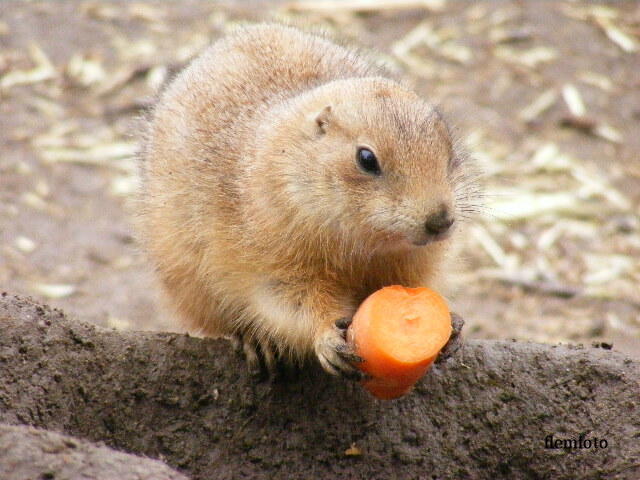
[356,147,381,175]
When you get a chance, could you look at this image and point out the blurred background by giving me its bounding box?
[1,1,639,357]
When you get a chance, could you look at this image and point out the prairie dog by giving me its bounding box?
[138,24,474,377]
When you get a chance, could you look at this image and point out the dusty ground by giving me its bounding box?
[2,294,638,479]
[1,1,639,355]
[0,424,188,480]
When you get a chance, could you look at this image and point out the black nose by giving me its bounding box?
[425,208,455,236]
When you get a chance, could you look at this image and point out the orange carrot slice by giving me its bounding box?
[347,285,452,400]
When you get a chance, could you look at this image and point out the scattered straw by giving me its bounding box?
[285,0,446,13]
[0,43,56,90]
[30,283,77,299]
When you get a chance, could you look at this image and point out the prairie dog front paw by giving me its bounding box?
[314,318,365,381]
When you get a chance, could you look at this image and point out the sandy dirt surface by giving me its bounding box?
[1,1,639,355]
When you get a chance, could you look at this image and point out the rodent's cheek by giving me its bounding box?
[366,202,406,235]
[369,202,435,244]
[367,210,391,232]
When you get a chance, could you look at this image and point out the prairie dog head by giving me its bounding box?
[250,78,468,253]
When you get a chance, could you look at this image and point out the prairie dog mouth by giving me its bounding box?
[410,228,454,246]
[370,225,453,253]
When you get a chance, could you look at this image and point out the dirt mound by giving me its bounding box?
[0,423,187,480]
[1,293,638,479]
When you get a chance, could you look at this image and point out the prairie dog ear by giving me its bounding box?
[314,105,332,134]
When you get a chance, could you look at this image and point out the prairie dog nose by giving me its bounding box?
[425,206,455,236]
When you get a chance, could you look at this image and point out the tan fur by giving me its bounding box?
[137,24,475,369]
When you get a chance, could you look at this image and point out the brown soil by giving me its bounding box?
[0,424,188,480]
[1,294,638,479]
